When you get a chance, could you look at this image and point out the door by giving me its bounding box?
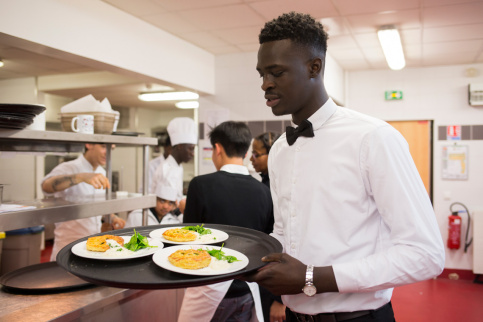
[387,120,433,200]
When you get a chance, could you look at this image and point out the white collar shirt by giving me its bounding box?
[268,98,444,314]
[148,154,165,193]
[220,164,249,175]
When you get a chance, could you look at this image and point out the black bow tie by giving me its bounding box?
[286,119,314,146]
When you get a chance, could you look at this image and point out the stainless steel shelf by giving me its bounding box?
[0,129,157,152]
[0,128,155,231]
[0,195,156,231]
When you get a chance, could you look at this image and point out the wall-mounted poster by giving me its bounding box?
[442,145,468,180]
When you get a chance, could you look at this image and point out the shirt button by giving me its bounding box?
[291,244,296,250]
[296,147,301,152]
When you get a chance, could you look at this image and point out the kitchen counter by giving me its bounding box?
[0,285,184,321]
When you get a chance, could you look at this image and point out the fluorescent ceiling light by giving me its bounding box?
[378,25,406,70]
[138,91,199,102]
[175,101,199,109]
[0,59,4,68]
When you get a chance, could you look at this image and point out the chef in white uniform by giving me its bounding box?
[125,182,181,227]
[150,118,197,209]
[41,143,125,260]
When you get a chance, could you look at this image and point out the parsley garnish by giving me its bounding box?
[201,244,240,263]
[124,229,157,251]
[182,224,212,235]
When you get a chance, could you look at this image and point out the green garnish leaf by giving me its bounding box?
[124,229,157,251]
[182,224,212,235]
[201,243,240,263]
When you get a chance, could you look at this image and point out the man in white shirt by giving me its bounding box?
[246,12,445,321]
[42,143,125,260]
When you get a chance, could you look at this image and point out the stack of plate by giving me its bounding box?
[0,103,46,130]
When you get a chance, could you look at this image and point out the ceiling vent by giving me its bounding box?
[468,83,483,106]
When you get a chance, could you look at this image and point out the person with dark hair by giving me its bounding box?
[246,12,445,321]
[179,121,274,322]
[250,131,280,188]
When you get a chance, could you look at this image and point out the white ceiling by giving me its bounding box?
[1,0,483,109]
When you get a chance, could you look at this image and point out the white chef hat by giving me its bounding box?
[167,117,197,146]
[155,184,177,202]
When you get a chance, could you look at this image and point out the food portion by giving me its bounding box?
[162,228,197,242]
[86,235,125,252]
[168,249,212,269]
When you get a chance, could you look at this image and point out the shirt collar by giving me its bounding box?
[220,164,249,175]
[291,98,337,131]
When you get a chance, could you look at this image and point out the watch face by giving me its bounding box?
[303,284,317,297]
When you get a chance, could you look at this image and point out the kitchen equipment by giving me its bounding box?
[0,103,46,130]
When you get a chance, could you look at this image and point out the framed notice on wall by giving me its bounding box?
[442,145,468,180]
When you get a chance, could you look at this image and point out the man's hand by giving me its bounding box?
[270,300,286,322]
[78,173,110,190]
[111,214,125,230]
[101,214,125,232]
[243,253,306,295]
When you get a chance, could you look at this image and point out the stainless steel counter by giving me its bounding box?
[0,286,185,322]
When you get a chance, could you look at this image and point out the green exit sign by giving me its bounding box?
[385,91,403,100]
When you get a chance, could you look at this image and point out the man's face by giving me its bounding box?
[257,39,314,121]
[85,143,109,167]
[155,197,176,217]
[177,144,195,163]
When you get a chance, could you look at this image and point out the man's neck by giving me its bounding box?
[220,157,244,167]
[83,153,98,170]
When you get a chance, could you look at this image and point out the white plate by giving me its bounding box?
[71,236,164,260]
[149,227,229,245]
[152,245,249,276]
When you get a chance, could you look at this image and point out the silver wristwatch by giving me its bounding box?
[302,264,317,296]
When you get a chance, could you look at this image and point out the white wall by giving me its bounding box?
[346,64,483,270]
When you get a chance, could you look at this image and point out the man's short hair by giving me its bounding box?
[209,121,252,158]
[259,12,328,55]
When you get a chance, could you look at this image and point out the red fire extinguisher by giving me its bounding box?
[448,202,473,252]
[447,211,461,249]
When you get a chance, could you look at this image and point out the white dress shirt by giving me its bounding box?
[268,98,445,314]
[42,154,105,260]
[147,154,165,193]
[150,154,184,200]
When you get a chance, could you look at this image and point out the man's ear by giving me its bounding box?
[85,143,94,151]
[308,57,323,78]
[214,143,224,156]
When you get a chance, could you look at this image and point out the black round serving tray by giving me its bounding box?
[56,224,282,290]
[0,261,94,294]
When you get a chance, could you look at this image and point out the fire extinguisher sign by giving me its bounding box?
[446,125,461,140]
